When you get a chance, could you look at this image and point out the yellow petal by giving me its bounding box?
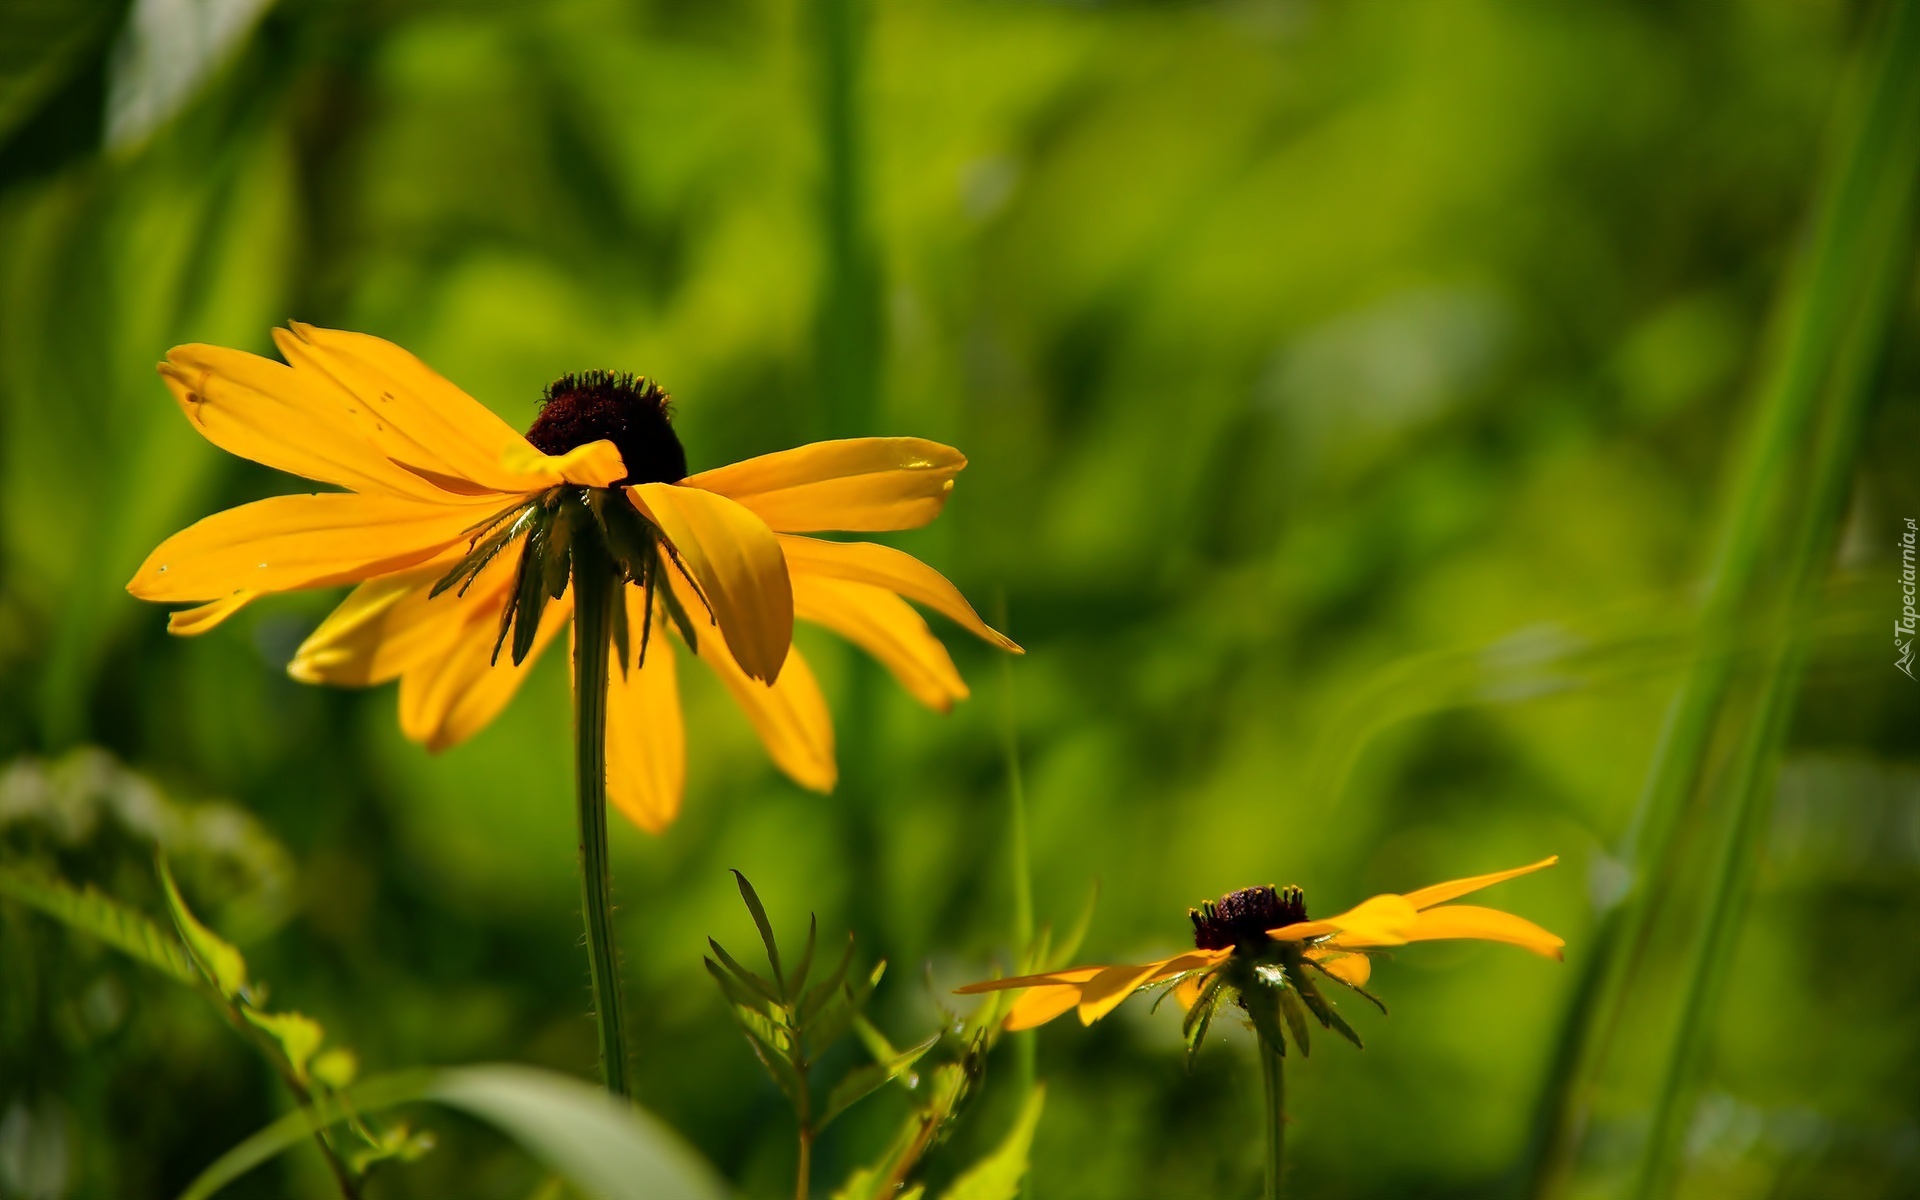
[1306,948,1373,988]
[792,573,967,711]
[673,570,833,791]
[160,347,443,500]
[289,554,495,687]
[500,439,628,489]
[1076,959,1174,1024]
[684,438,967,532]
[130,493,483,603]
[275,324,541,495]
[1403,905,1566,960]
[633,483,793,683]
[398,588,571,752]
[955,965,1107,995]
[1327,895,1421,947]
[779,536,1019,653]
[1171,975,1206,1012]
[605,590,685,834]
[166,590,257,635]
[1400,856,1560,911]
[1005,985,1087,1032]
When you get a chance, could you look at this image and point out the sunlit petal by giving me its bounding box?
[1077,959,1175,1024]
[1306,948,1373,988]
[290,553,501,687]
[276,324,541,495]
[1274,894,1419,949]
[1005,985,1087,1032]
[633,482,794,683]
[792,573,967,711]
[605,589,685,834]
[779,535,1019,652]
[398,588,572,753]
[672,572,832,791]
[499,439,628,489]
[684,437,967,532]
[954,966,1106,995]
[160,347,442,500]
[1399,856,1560,911]
[1403,905,1566,960]
[129,493,484,603]
[165,590,257,635]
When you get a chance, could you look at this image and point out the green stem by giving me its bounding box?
[571,517,632,1098]
[1260,1035,1286,1200]
[796,1127,813,1200]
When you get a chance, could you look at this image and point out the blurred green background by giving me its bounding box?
[3,0,1918,1196]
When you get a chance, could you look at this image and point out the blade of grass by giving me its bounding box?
[1524,4,1920,1195]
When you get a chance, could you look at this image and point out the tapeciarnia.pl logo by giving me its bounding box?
[1900,517,1917,680]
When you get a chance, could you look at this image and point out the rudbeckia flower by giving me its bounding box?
[957,856,1563,1057]
[128,325,1019,833]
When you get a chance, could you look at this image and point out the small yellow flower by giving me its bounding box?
[957,856,1562,1054]
[129,325,1018,831]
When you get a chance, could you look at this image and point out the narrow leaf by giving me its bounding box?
[730,870,783,989]
[820,1032,940,1129]
[158,856,247,999]
[0,862,195,983]
[707,938,781,1005]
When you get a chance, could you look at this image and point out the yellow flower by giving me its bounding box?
[129,325,1018,832]
[956,856,1562,1054]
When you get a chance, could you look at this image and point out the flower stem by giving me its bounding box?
[1260,1035,1286,1200]
[795,1127,813,1200]
[571,517,631,1098]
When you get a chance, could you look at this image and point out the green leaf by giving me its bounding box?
[0,861,196,983]
[158,856,248,1000]
[311,1047,359,1091]
[243,1009,325,1083]
[938,1086,1046,1200]
[730,869,783,989]
[851,1013,898,1064]
[704,956,774,1016]
[789,913,818,1000]
[177,1065,726,1200]
[820,1032,939,1129]
[707,938,781,1005]
[799,933,855,1022]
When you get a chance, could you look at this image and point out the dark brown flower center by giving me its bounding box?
[1190,885,1308,951]
[526,371,686,487]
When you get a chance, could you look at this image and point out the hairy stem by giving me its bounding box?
[571,517,632,1097]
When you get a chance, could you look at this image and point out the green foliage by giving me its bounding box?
[0,858,196,983]
[178,1065,722,1200]
[3,0,1918,1197]
[159,855,249,1001]
[941,1087,1045,1200]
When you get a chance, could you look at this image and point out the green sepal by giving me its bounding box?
[1182,972,1227,1067]
[731,870,784,990]
[157,856,248,1000]
[657,564,702,652]
[1238,976,1289,1058]
[819,1032,939,1130]
[541,498,576,601]
[1292,965,1364,1050]
[432,501,533,599]
[348,1122,437,1173]
[589,488,656,583]
[1276,986,1313,1058]
[1303,954,1389,1015]
[508,507,555,665]
[609,576,631,679]
[244,1009,325,1083]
